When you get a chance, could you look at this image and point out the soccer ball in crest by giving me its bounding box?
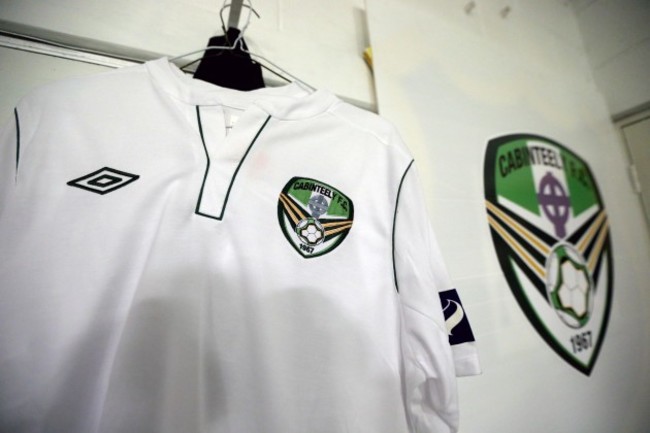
[545,244,594,329]
[296,218,325,246]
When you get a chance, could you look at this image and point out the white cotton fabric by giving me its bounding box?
[0,58,474,433]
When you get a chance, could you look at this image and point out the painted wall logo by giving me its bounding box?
[484,134,613,375]
[278,177,354,258]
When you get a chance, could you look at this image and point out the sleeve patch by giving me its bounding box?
[439,288,476,345]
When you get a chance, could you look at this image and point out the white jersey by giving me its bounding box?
[0,58,479,433]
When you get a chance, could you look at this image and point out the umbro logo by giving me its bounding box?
[67,167,139,195]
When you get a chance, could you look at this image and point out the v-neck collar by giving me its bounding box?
[146,57,339,120]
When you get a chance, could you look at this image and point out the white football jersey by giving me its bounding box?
[0,58,479,433]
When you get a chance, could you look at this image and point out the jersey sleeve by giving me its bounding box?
[393,161,480,432]
[394,161,481,377]
[438,287,481,377]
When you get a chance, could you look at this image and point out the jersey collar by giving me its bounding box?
[146,57,339,120]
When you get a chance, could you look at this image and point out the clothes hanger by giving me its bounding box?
[192,29,264,90]
[191,1,263,90]
[178,28,292,88]
[169,0,315,92]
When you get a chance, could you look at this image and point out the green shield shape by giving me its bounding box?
[484,134,613,375]
[278,177,354,258]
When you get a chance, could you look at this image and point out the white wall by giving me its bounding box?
[0,0,375,111]
[570,0,650,117]
[367,0,650,432]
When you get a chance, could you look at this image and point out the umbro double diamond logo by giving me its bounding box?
[67,167,140,195]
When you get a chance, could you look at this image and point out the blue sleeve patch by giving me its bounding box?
[439,288,476,345]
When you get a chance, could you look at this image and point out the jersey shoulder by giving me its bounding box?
[15,63,149,113]
[327,100,412,159]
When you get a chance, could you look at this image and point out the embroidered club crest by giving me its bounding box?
[484,134,613,375]
[278,177,354,258]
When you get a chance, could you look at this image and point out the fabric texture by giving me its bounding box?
[0,58,479,433]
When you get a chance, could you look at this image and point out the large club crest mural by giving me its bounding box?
[484,134,613,375]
